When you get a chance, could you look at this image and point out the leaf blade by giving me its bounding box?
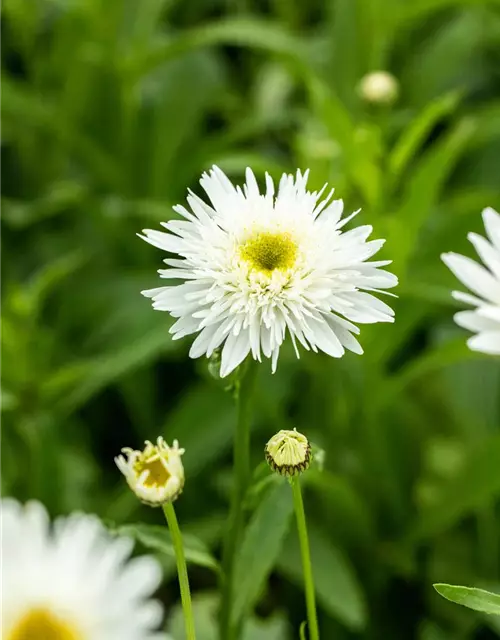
[113,523,220,572]
[231,480,294,625]
[434,584,500,615]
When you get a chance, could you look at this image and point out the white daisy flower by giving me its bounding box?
[140,166,397,377]
[442,207,500,355]
[2,499,166,640]
[115,438,185,507]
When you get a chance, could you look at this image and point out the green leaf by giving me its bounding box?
[2,182,88,228]
[1,387,18,412]
[434,584,500,615]
[389,91,461,187]
[305,470,375,547]
[112,523,220,572]
[128,18,307,79]
[377,339,482,411]
[231,480,294,626]
[411,434,500,541]
[307,77,381,205]
[163,384,235,476]
[277,523,367,630]
[395,1,492,41]
[167,592,290,640]
[299,621,307,640]
[46,323,174,415]
[390,117,475,275]
[2,79,119,187]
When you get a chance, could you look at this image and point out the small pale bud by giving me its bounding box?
[358,71,399,105]
[115,437,185,507]
[265,429,311,477]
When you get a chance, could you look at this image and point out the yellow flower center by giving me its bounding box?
[9,608,82,640]
[240,232,297,273]
[134,456,171,487]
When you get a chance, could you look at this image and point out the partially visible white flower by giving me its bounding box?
[139,166,398,377]
[358,71,399,105]
[115,437,185,507]
[265,428,311,476]
[2,499,165,640]
[442,207,500,355]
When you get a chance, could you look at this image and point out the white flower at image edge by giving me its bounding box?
[140,166,398,377]
[2,499,167,640]
[442,207,500,355]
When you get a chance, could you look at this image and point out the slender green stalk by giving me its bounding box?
[220,361,257,640]
[291,477,319,640]
[162,503,196,640]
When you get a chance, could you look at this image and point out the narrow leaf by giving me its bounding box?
[231,480,294,625]
[113,523,220,572]
[389,91,461,186]
[434,584,500,615]
[129,18,307,79]
[411,434,500,541]
[278,523,367,630]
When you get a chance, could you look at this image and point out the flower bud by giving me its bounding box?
[358,71,399,105]
[265,429,311,477]
[115,437,185,507]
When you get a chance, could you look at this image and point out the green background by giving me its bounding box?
[2,0,500,638]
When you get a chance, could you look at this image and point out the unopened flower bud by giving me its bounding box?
[358,71,399,105]
[115,437,185,507]
[265,429,311,477]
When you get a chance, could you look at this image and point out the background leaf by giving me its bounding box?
[231,480,294,625]
[277,523,367,630]
[112,523,220,572]
[434,584,500,615]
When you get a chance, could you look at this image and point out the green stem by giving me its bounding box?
[291,477,319,640]
[220,361,257,640]
[162,503,196,640]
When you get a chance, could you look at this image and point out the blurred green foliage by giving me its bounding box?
[2,0,500,638]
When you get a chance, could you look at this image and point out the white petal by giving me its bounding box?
[316,198,343,223]
[324,315,363,354]
[442,252,500,304]
[138,230,183,253]
[482,207,500,250]
[338,291,395,323]
[220,331,251,377]
[452,290,484,306]
[305,316,344,357]
[468,232,500,279]
[467,331,500,354]
[477,305,500,323]
[189,325,219,358]
[170,315,201,339]
[265,172,275,199]
[245,167,260,198]
[454,310,500,332]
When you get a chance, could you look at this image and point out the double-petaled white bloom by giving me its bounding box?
[140,166,397,377]
[115,438,185,507]
[442,207,500,355]
[2,499,165,640]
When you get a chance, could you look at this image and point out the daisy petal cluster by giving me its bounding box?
[115,437,185,507]
[442,207,500,355]
[140,166,397,377]
[2,499,165,640]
